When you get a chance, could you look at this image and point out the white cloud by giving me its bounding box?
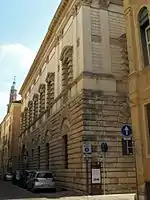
[0,43,36,70]
[0,91,9,122]
[0,43,36,122]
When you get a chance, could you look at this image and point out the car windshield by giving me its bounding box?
[37,172,53,178]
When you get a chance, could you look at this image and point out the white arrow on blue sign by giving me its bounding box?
[121,124,132,138]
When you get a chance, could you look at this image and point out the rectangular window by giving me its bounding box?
[145,104,150,140]
[46,143,49,170]
[37,147,40,169]
[63,135,68,169]
[122,138,133,155]
[145,26,150,64]
[32,149,34,158]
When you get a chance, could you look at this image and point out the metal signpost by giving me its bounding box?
[121,124,139,200]
[83,143,92,194]
[121,124,132,138]
[121,124,132,155]
[101,142,108,195]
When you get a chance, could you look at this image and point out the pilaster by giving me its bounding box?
[80,5,92,72]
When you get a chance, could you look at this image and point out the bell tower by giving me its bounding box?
[9,76,17,104]
[7,77,17,113]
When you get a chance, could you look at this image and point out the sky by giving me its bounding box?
[0,0,61,122]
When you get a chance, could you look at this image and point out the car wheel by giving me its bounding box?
[31,184,36,193]
[26,184,30,191]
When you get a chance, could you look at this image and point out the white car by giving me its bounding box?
[26,171,56,193]
[4,172,13,181]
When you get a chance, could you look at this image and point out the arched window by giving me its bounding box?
[139,7,150,66]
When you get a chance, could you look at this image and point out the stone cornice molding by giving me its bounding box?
[19,0,123,97]
[19,0,74,96]
[19,0,93,96]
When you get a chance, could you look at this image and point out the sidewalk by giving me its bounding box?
[44,192,136,200]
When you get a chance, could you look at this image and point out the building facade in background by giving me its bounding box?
[124,0,150,199]
[0,79,21,175]
[19,0,136,194]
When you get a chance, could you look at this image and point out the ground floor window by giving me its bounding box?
[145,104,150,137]
[63,135,68,169]
[145,103,150,153]
[46,143,49,170]
[37,146,40,169]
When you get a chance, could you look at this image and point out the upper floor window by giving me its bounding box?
[139,7,150,66]
[46,73,55,109]
[39,84,46,114]
[33,94,39,120]
[145,103,150,153]
[24,107,29,129]
[28,101,33,125]
[60,46,73,90]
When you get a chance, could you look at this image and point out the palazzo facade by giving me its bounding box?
[19,0,136,194]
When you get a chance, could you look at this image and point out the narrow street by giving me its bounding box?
[0,180,45,199]
[0,180,87,200]
[0,181,136,200]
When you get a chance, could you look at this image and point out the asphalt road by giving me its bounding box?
[0,181,136,200]
[0,180,46,199]
[0,181,84,200]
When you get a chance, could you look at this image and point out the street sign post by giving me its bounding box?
[83,143,92,154]
[121,124,132,138]
[83,143,92,194]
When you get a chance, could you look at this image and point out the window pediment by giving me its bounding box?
[46,72,55,83]
[38,84,46,93]
[60,45,73,64]
[33,93,39,101]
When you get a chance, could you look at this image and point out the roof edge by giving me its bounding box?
[19,0,69,95]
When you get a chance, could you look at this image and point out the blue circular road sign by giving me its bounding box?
[121,124,132,137]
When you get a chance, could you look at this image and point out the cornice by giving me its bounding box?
[19,0,123,97]
[19,0,98,97]
[19,0,73,96]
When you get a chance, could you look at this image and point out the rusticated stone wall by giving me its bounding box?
[82,89,136,194]
[19,89,136,194]
[18,0,136,195]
